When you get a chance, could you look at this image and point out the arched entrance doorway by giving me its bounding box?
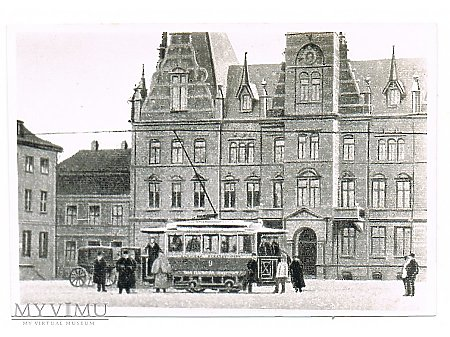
[297,228,317,276]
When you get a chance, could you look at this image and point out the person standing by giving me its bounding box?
[93,251,107,292]
[289,256,306,293]
[273,256,289,294]
[145,238,160,278]
[151,251,172,293]
[405,253,419,296]
[243,253,258,293]
[401,255,410,296]
[116,250,136,294]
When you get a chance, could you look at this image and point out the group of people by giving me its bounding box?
[243,253,305,294]
[92,237,172,294]
[93,238,418,297]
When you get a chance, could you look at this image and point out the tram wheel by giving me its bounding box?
[188,281,205,293]
[224,280,235,293]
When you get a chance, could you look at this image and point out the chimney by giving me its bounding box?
[91,140,99,151]
[17,120,24,137]
[121,141,128,149]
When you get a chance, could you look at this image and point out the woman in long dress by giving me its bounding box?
[151,251,172,293]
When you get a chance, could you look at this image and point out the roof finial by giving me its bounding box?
[389,45,398,81]
[242,52,250,85]
[142,64,145,77]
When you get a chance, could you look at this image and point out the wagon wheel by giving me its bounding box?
[69,267,87,287]
[105,269,117,287]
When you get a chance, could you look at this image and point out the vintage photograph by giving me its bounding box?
[8,23,436,318]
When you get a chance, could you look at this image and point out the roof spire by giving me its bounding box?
[389,45,398,81]
[241,52,250,85]
[138,64,147,101]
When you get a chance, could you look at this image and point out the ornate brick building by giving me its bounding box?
[129,32,427,280]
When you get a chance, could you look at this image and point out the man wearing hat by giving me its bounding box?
[405,253,419,296]
[243,253,258,293]
[93,251,107,292]
[116,250,136,294]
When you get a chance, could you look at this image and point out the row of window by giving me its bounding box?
[65,205,124,226]
[148,135,407,165]
[21,231,48,258]
[167,234,254,254]
[25,156,49,174]
[63,240,123,262]
[146,173,413,210]
[340,226,411,258]
[24,189,48,213]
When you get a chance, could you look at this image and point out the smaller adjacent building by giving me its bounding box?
[55,140,131,278]
[17,120,63,280]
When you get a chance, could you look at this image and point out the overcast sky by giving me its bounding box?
[11,23,435,161]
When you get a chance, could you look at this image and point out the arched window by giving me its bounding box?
[378,139,387,161]
[397,138,405,161]
[310,133,319,160]
[387,139,397,161]
[194,139,206,163]
[299,72,309,102]
[396,173,412,208]
[298,134,307,159]
[297,169,321,207]
[311,72,322,102]
[229,142,238,163]
[247,142,255,163]
[371,174,386,208]
[238,142,247,163]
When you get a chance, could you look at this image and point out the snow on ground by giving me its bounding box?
[17,279,434,315]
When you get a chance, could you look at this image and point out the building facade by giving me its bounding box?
[129,32,427,280]
[55,141,131,278]
[17,120,63,280]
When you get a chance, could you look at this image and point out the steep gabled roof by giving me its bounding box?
[17,121,63,153]
[225,63,281,111]
[351,57,427,114]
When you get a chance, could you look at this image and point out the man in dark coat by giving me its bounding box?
[243,253,258,293]
[405,253,419,296]
[93,251,107,292]
[116,250,136,294]
[289,256,306,293]
[145,238,160,277]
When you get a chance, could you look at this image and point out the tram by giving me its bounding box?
[141,219,287,292]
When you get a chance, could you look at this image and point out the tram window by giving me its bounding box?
[238,235,254,254]
[202,235,219,253]
[220,235,237,253]
[168,235,183,252]
[258,237,273,256]
[186,235,201,253]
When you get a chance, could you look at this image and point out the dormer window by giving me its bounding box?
[170,68,188,112]
[241,92,252,111]
[387,85,401,107]
[411,75,421,113]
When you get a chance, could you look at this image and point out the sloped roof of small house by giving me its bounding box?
[57,149,131,195]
